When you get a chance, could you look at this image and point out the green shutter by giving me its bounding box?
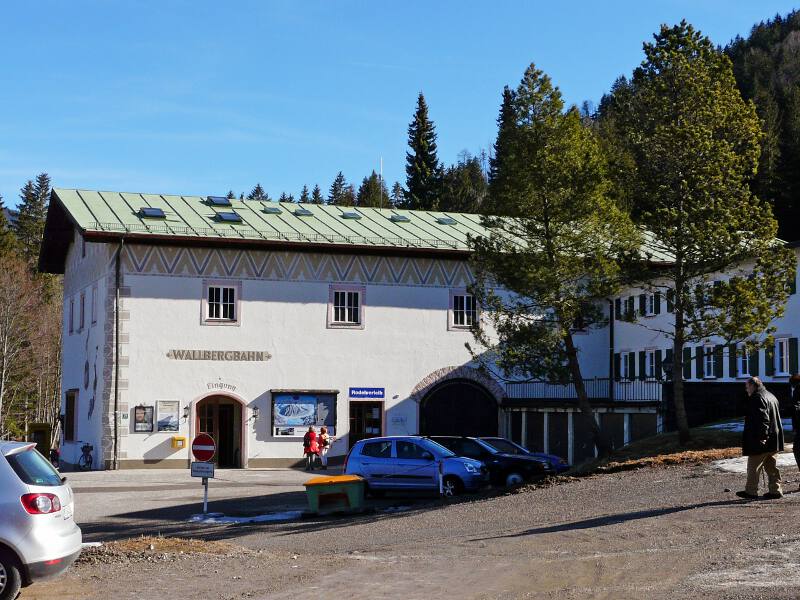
[789,273,797,295]
[665,349,673,380]
[614,298,621,320]
[683,347,692,380]
[628,353,636,380]
[728,344,737,378]
[696,347,704,379]
[639,294,646,316]
[666,289,674,313]
[765,345,775,376]
[639,351,646,380]
[614,353,621,381]
[749,349,759,377]
[790,338,799,373]
[654,292,661,315]
[713,345,723,378]
[655,349,663,380]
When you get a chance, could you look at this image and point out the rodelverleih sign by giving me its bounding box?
[349,387,385,399]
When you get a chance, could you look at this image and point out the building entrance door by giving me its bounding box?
[196,396,242,468]
[349,401,383,448]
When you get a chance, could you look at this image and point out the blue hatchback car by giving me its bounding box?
[344,436,488,497]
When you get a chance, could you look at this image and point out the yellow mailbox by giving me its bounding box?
[171,436,187,450]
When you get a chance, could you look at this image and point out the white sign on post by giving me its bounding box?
[191,461,215,478]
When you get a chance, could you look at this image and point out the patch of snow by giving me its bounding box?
[711,447,796,473]
[380,505,412,513]
[704,418,792,433]
[81,542,103,548]
[189,510,303,524]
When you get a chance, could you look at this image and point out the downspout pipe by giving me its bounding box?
[113,237,124,470]
[608,299,615,403]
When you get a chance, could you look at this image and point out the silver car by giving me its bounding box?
[344,436,489,497]
[0,442,82,600]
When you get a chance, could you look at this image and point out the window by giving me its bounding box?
[644,294,656,317]
[776,338,790,375]
[645,350,656,379]
[704,345,715,379]
[64,390,77,442]
[451,293,476,328]
[79,292,85,331]
[737,343,750,378]
[7,448,62,486]
[68,297,74,334]
[360,440,392,458]
[328,285,365,329]
[91,285,97,325]
[620,352,631,380]
[202,281,241,325]
[396,441,431,460]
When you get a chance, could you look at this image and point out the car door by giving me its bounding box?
[393,440,438,489]
[358,440,394,488]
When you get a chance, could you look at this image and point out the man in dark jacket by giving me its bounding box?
[737,377,784,500]
[791,374,800,475]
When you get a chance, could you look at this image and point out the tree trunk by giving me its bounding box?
[672,314,691,444]
[564,331,611,458]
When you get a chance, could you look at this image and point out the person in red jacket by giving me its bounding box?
[303,426,320,471]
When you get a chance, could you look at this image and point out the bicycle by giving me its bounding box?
[78,443,93,471]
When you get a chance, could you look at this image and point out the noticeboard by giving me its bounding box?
[191,461,215,478]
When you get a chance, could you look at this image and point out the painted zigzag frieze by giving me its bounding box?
[121,245,474,287]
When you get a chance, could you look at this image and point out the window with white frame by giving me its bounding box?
[620,351,631,380]
[328,285,365,329]
[645,350,656,379]
[91,285,97,325]
[776,338,790,375]
[704,344,714,378]
[202,281,241,325]
[737,343,750,377]
[645,294,655,317]
[450,291,477,329]
[69,297,74,334]
[79,292,85,331]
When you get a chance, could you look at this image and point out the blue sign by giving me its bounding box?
[349,387,385,399]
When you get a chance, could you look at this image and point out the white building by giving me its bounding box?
[39,188,799,469]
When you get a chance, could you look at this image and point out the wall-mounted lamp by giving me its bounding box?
[182,406,190,421]
[251,406,260,422]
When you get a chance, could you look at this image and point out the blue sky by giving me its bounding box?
[1,1,798,207]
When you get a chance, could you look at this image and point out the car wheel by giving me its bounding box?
[504,472,524,487]
[0,550,22,600]
[441,476,463,497]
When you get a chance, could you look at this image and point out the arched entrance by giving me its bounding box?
[195,395,244,468]
[420,379,498,437]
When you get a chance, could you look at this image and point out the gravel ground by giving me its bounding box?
[23,457,800,600]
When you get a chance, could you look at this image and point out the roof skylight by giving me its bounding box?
[294,207,313,216]
[263,205,282,214]
[437,216,457,225]
[207,196,232,207]
[139,207,166,219]
[341,211,361,220]
[390,214,411,223]
[215,212,242,223]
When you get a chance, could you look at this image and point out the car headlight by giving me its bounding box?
[463,463,479,474]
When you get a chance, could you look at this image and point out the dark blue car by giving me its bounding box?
[479,437,570,473]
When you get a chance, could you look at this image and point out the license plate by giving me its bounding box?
[63,505,73,520]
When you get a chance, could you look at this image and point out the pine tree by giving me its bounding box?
[311,184,325,205]
[356,171,389,208]
[439,153,488,213]
[621,21,795,443]
[328,172,347,205]
[299,185,310,203]
[405,93,442,210]
[247,184,268,201]
[469,63,641,459]
[489,86,515,187]
[339,185,356,207]
[390,182,407,208]
[226,190,236,200]
[278,192,295,203]
[15,173,50,266]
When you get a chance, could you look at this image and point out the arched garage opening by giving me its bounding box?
[420,379,498,437]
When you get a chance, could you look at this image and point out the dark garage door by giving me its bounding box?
[420,380,498,437]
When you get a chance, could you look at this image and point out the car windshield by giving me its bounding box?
[481,438,527,455]
[6,448,62,486]
[420,438,455,458]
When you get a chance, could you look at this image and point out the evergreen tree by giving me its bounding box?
[15,173,50,266]
[328,172,347,205]
[310,184,325,205]
[488,86,515,189]
[405,93,442,210]
[247,184,268,201]
[0,195,18,255]
[470,63,640,459]
[299,185,310,203]
[390,182,407,208]
[356,171,389,207]
[439,153,488,213]
[339,185,356,207]
[226,190,236,200]
[620,22,795,442]
[278,192,295,203]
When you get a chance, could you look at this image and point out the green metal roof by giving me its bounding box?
[52,188,491,252]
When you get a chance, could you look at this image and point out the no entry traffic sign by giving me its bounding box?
[191,433,216,462]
